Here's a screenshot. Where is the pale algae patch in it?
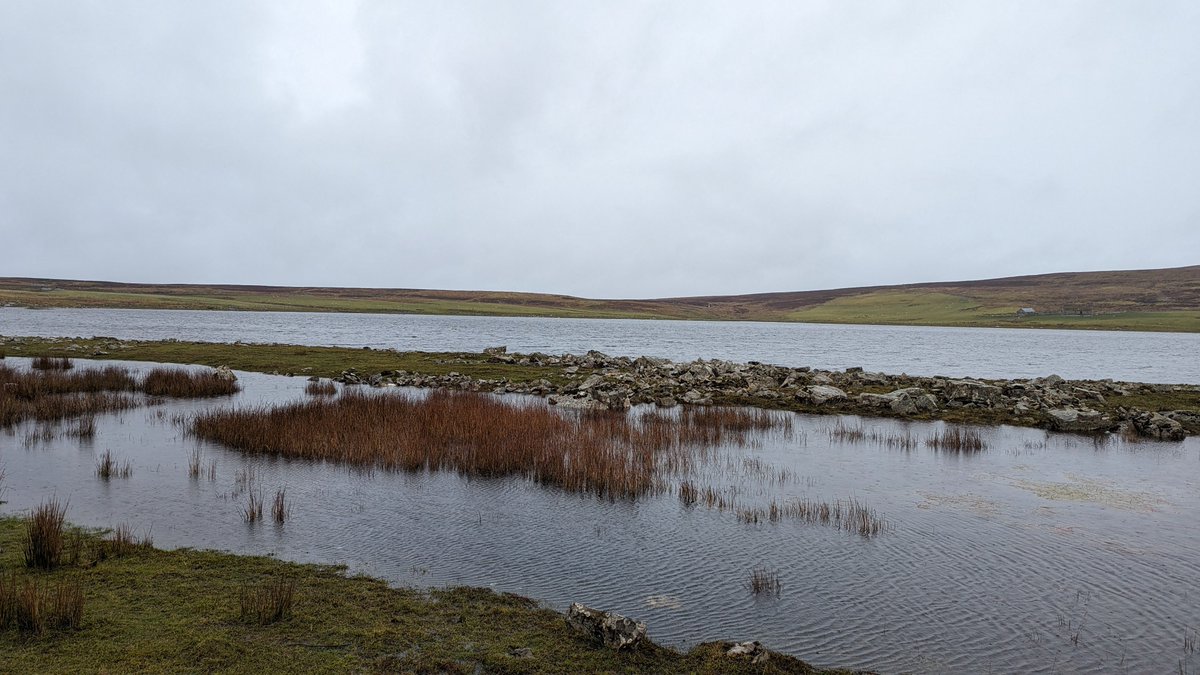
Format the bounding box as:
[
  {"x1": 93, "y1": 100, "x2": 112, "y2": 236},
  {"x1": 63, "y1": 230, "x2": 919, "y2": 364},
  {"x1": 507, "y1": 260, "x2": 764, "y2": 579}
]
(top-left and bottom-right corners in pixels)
[
  {"x1": 916, "y1": 491, "x2": 1001, "y2": 517},
  {"x1": 1012, "y1": 473, "x2": 1168, "y2": 512}
]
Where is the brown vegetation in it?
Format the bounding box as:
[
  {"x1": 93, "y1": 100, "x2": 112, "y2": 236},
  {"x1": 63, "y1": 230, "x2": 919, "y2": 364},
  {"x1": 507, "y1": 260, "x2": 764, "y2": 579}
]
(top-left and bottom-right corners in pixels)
[
  {"x1": 23, "y1": 499, "x2": 67, "y2": 571},
  {"x1": 926, "y1": 426, "x2": 988, "y2": 452},
  {"x1": 31, "y1": 356, "x2": 73, "y2": 371},
  {"x1": 240, "y1": 579, "x2": 296, "y2": 625},
  {"x1": 141, "y1": 367, "x2": 240, "y2": 398},
  {"x1": 95, "y1": 450, "x2": 132, "y2": 480},
  {"x1": 271, "y1": 489, "x2": 290, "y2": 524},
  {"x1": 192, "y1": 392, "x2": 792, "y2": 500},
  {"x1": 748, "y1": 567, "x2": 781, "y2": 597},
  {"x1": 303, "y1": 379, "x2": 337, "y2": 396},
  {"x1": 0, "y1": 574, "x2": 84, "y2": 633}
]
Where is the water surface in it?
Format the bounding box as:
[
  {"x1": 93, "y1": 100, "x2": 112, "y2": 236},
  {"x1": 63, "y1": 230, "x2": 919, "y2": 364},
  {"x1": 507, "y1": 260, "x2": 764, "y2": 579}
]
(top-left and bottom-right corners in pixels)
[{"x1": 2, "y1": 357, "x2": 1197, "y2": 674}]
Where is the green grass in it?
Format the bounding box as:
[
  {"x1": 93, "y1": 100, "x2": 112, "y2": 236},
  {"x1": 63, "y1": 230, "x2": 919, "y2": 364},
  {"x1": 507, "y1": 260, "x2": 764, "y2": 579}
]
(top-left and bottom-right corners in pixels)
[
  {"x1": 0, "y1": 337, "x2": 567, "y2": 384},
  {"x1": 0, "y1": 517, "x2": 848, "y2": 674}
]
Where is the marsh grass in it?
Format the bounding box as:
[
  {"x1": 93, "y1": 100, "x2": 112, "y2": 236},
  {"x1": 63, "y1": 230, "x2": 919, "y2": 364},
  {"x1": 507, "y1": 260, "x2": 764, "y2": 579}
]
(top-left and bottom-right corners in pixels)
[
  {"x1": 827, "y1": 421, "x2": 918, "y2": 450},
  {"x1": 187, "y1": 448, "x2": 204, "y2": 479},
  {"x1": 243, "y1": 489, "x2": 264, "y2": 523},
  {"x1": 271, "y1": 489, "x2": 290, "y2": 524},
  {"x1": 747, "y1": 567, "x2": 781, "y2": 597},
  {"x1": 736, "y1": 497, "x2": 890, "y2": 537},
  {"x1": 239, "y1": 579, "x2": 295, "y2": 625},
  {"x1": 23, "y1": 498, "x2": 67, "y2": 570},
  {"x1": 926, "y1": 426, "x2": 987, "y2": 452},
  {"x1": 66, "y1": 415, "x2": 96, "y2": 439},
  {"x1": 96, "y1": 450, "x2": 132, "y2": 479},
  {"x1": 0, "y1": 363, "x2": 141, "y2": 428},
  {"x1": 304, "y1": 379, "x2": 337, "y2": 396},
  {"x1": 31, "y1": 356, "x2": 73, "y2": 371},
  {"x1": 192, "y1": 391, "x2": 792, "y2": 500},
  {"x1": 141, "y1": 367, "x2": 240, "y2": 398},
  {"x1": 0, "y1": 575, "x2": 84, "y2": 633}
]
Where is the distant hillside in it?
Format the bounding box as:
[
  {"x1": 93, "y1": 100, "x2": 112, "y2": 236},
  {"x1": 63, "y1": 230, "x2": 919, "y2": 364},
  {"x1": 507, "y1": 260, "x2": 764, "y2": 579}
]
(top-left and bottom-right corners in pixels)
[{"x1": 2, "y1": 265, "x2": 1198, "y2": 332}]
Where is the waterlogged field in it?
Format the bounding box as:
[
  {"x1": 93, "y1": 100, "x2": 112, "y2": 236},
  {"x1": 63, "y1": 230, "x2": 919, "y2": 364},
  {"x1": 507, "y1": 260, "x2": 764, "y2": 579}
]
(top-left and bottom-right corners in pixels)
[{"x1": 2, "y1": 358, "x2": 1199, "y2": 673}]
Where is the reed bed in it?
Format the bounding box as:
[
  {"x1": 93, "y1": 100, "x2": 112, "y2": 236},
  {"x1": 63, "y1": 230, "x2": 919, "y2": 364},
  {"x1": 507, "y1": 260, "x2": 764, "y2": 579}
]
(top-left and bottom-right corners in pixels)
[
  {"x1": 141, "y1": 367, "x2": 240, "y2": 398},
  {"x1": 0, "y1": 363, "x2": 142, "y2": 428},
  {"x1": 677, "y1": 480, "x2": 698, "y2": 507},
  {"x1": 31, "y1": 356, "x2": 73, "y2": 371},
  {"x1": 24, "y1": 498, "x2": 67, "y2": 570},
  {"x1": 747, "y1": 567, "x2": 781, "y2": 597},
  {"x1": 192, "y1": 391, "x2": 788, "y2": 500},
  {"x1": 925, "y1": 426, "x2": 988, "y2": 452},
  {"x1": 66, "y1": 415, "x2": 96, "y2": 439},
  {"x1": 304, "y1": 380, "x2": 337, "y2": 396},
  {"x1": 240, "y1": 579, "x2": 296, "y2": 625},
  {"x1": 96, "y1": 450, "x2": 132, "y2": 479}
]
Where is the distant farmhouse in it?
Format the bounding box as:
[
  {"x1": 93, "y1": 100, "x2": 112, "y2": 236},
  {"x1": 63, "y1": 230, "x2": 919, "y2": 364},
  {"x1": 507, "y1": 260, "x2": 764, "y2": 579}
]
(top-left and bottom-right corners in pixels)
[{"x1": 1017, "y1": 307, "x2": 1037, "y2": 316}]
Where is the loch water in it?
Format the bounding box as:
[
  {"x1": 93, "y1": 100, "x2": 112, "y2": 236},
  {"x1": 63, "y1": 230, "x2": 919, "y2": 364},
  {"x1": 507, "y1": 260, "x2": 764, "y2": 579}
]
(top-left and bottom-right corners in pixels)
[
  {"x1": 2, "y1": 357, "x2": 1198, "y2": 674},
  {"x1": 3, "y1": 307, "x2": 1200, "y2": 383}
]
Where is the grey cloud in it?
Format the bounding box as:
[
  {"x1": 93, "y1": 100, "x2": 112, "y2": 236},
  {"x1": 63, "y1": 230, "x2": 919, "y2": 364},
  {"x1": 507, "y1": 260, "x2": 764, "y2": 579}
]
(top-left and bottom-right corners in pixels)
[{"x1": 1, "y1": 1, "x2": 1198, "y2": 297}]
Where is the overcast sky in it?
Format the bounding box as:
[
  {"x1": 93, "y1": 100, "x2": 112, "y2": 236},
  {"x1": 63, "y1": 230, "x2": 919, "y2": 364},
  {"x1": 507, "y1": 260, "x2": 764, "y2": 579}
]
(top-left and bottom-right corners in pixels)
[{"x1": 1, "y1": 2, "x2": 1198, "y2": 298}]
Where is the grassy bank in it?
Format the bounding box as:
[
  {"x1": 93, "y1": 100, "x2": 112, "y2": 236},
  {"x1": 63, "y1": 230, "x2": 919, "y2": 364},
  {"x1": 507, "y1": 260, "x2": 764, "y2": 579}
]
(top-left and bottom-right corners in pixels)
[{"x1": 0, "y1": 518, "x2": 850, "y2": 674}]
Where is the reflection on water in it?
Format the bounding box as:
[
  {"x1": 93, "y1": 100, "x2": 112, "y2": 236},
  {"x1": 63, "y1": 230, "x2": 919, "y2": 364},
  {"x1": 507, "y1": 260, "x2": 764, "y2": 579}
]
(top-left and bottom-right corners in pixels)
[{"x1": 1, "y1": 358, "x2": 1198, "y2": 674}]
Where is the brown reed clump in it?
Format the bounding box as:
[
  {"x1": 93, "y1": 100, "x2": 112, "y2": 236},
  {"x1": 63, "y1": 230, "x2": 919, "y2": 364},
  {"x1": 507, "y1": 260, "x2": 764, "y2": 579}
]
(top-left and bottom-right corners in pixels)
[
  {"x1": 24, "y1": 498, "x2": 67, "y2": 570},
  {"x1": 66, "y1": 415, "x2": 96, "y2": 439},
  {"x1": 271, "y1": 489, "x2": 290, "y2": 524},
  {"x1": 104, "y1": 523, "x2": 153, "y2": 558},
  {"x1": 243, "y1": 489, "x2": 264, "y2": 523},
  {"x1": 96, "y1": 450, "x2": 132, "y2": 479},
  {"x1": 240, "y1": 579, "x2": 296, "y2": 625},
  {"x1": 0, "y1": 575, "x2": 84, "y2": 633},
  {"x1": 304, "y1": 380, "x2": 337, "y2": 396},
  {"x1": 187, "y1": 448, "x2": 204, "y2": 479},
  {"x1": 31, "y1": 356, "x2": 73, "y2": 371},
  {"x1": 925, "y1": 426, "x2": 987, "y2": 452},
  {"x1": 192, "y1": 391, "x2": 789, "y2": 501},
  {"x1": 141, "y1": 367, "x2": 240, "y2": 398},
  {"x1": 748, "y1": 567, "x2": 781, "y2": 597},
  {"x1": 677, "y1": 480, "x2": 698, "y2": 507}
]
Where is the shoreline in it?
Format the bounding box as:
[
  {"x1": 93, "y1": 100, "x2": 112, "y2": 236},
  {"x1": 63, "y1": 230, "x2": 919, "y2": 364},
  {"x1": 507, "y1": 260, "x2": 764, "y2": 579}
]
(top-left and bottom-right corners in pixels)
[
  {"x1": 2, "y1": 335, "x2": 1198, "y2": 439},
  {"x1": 0, "y1": 517, "x2": 861, "y2": 674}
]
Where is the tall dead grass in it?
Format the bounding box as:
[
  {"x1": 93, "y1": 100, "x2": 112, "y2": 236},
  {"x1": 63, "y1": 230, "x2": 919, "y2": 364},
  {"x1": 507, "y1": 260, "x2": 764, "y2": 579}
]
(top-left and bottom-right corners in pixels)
[
  {"x1": 192, "y1": 391, "x2": 792, "y2": 500},
  {"x1": 24, "y1": 498, "x2": 67, "y2": 570},
  {"x1": 141, "y1": 368, "x2": 240, "y2": 398}
]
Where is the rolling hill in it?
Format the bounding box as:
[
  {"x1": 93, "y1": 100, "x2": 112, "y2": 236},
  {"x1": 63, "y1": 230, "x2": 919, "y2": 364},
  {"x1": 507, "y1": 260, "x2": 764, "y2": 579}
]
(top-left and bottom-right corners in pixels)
[{"x1": 2, "y1": 265, "x2": 1198, "y2": 332}]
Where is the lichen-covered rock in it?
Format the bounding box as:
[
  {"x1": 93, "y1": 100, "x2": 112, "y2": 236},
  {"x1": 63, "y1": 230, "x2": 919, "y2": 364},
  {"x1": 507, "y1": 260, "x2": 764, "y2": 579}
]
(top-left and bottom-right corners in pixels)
[
  {"x1": 566, "y1": 603, "x2": 646, "y2": 650},
  {"x1": 805, "y1": 385, "x2": 847, "y2": 404},
  {"x1": 1133, "y1": 412, "x2": 1186, "y2": 441},
  {"x1": 1046, "y1": 408, "x2": 1111, "y2": 433}
]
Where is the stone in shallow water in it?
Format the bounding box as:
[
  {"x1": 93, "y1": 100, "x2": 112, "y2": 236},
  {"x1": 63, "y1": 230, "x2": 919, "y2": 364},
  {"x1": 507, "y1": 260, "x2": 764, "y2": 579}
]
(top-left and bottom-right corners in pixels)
[{"x1": 565, "y1": 603, "x2": 646, "y2": 650}]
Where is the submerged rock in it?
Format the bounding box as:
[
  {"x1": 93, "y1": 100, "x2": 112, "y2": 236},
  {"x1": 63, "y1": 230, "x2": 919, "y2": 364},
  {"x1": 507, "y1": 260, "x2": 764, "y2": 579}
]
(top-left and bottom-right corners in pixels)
[{"x1": 566, "y1": 603, "x2": 646, "y2": 650}]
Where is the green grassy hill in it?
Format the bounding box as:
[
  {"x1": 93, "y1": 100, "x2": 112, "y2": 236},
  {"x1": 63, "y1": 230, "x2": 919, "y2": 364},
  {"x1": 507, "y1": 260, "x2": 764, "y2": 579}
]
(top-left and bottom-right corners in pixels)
[{"x1": 2, "y1": 265, "x2": 1198, "y2": 332}]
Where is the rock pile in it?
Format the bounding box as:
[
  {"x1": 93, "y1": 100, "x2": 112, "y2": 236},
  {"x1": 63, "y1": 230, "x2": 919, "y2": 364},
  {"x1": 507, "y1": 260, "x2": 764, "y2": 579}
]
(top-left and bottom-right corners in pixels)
[{"x1": 337, "y1": 348, "x2": 1199, "y2": 439}]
